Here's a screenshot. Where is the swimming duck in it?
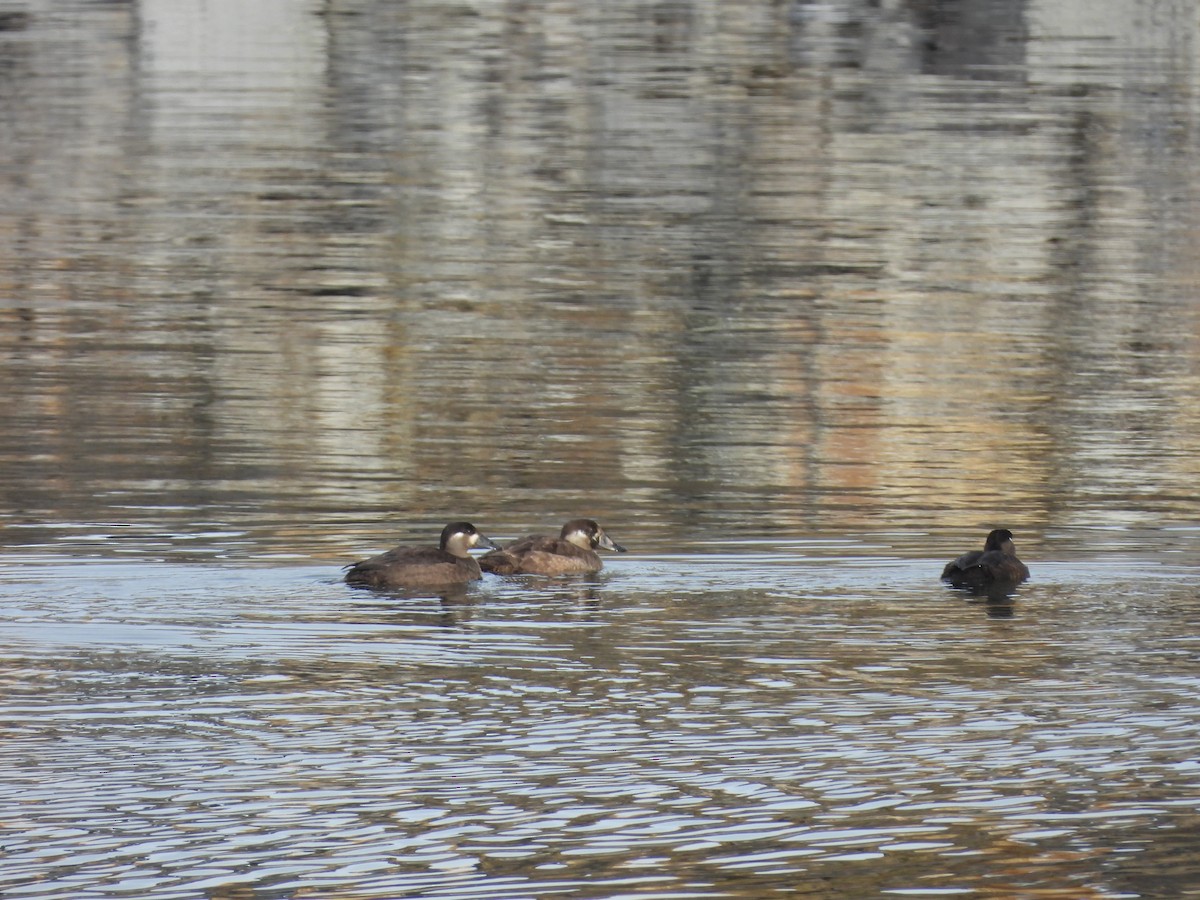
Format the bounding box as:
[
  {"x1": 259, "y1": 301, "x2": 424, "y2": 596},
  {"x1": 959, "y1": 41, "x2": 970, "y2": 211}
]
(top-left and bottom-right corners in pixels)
[
  {"x1": 345, "y1": 521, "x2": 499, "y2": 589},
  {"x1": 479, "y1": 518, "x2": 627, "y2": 576},
  {"x1": 941, "y1": 528, "x2": 1030, "y2": 588}
]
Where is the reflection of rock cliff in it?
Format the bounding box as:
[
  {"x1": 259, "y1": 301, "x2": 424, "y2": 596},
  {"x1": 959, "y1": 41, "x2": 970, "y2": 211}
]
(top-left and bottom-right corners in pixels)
[{"x1": 1, "y1": 0, "x2": 1198, "y2": 556}]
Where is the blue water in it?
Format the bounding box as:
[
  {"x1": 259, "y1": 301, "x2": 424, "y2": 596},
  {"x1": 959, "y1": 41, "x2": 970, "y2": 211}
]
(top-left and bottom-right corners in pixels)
[{"x1": 1, "y1": 552, "x2": 1197, "y2": 898}]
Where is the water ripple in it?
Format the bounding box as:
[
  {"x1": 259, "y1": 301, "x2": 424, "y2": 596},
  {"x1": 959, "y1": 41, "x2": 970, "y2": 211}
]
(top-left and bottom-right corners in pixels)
[{"x1": 0, "y1": 558, "x2": 1197, "y2": 898}]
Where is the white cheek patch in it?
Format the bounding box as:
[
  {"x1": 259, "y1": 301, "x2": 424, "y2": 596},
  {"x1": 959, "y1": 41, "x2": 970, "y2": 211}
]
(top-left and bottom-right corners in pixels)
[{"x1": 445, "y1": 531, "x2": 473, "y2": 556}]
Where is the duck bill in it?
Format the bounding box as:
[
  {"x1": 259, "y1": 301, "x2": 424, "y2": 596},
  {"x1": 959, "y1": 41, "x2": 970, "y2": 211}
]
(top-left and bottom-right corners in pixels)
[
  {"x1": 474, "y1": 533, "x2": 501, "y2": 552},
  {"x1": 598, "y1": 532, "x2": 627, "y2": 553}
]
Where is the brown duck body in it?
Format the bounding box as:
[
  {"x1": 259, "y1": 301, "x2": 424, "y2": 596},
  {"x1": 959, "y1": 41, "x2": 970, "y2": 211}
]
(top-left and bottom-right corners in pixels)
[
  {"x1": 941, "y1": 528, "x2": 1030, "y2": 588},
  {"x1": 345, "y1": 546, "x2": 483, "y2": 588},
  {"x1": 345, "y1": 522, "x2": 497, "y2": 589},
  {"x1": 480, "y1": 519, "x2": 626, "y2": 576},
  {"x1": 481, "y1": 536, "x2": 603, "y2": 576}
]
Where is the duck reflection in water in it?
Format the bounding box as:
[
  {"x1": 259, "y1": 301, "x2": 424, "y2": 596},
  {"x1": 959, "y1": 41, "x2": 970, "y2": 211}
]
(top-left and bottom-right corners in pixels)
[
  {"x1": 347, "y1": 583, "x2": 479, "y2": 629},
  {"x1": 479, "y1": 518, "x2": 626, "y2": 576},
  {"x1": 941, "y1": 528, "x2": 1030, "y2": 596},
  {"x1": 344, "y1": 521, "x2": 499, "y2": 590}
]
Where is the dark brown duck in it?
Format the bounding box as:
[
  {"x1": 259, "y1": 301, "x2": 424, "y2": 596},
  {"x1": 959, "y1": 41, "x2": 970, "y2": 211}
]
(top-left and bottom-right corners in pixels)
[
  {"x1": 941, "y1": 528, "x2": 1030, "y2": 588},
  {"x1": 479, "y1": 518, "x2": 626, "y2": 576},
  {"x1": 345, "y1": 521, "x2": 498, "y2": 589}
]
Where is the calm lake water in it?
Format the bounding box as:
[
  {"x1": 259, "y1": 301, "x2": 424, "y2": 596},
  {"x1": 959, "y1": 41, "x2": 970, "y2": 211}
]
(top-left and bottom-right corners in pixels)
[{"x1": 2, "y1": 0, "x2": 1199, "y2": 898}]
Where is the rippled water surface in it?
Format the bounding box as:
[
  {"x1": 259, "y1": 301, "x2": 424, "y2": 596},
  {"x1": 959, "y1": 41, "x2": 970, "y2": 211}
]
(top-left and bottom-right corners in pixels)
[
  {"x1": 3, "y1": 0, "x2": 1200, "y2": 897},
  {"x1": 3, "y1": 556, "x2": 1199, "y2": 899}
]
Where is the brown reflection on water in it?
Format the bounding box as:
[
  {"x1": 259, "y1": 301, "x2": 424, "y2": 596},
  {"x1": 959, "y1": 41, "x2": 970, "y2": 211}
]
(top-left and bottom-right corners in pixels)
[{"x1": 3, "y1": 1, "x2": 1200, "y2": 561}]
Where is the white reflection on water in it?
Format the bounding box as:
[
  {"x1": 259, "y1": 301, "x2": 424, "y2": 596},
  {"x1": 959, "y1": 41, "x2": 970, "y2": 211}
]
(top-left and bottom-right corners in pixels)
[{"x1": 1, "y1": 558, "x2": 1198, "y2": 898}]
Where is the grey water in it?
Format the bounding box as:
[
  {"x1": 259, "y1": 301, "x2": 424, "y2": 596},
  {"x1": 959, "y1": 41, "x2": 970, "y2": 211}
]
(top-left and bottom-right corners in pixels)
[{"x1": 2, "y1": 0, "x2": 1200, "y2": 897}]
